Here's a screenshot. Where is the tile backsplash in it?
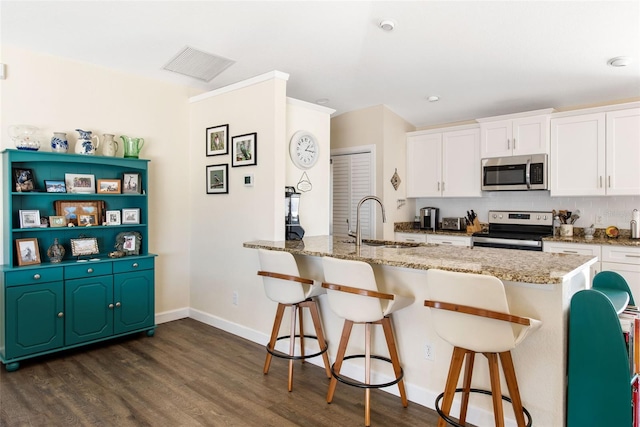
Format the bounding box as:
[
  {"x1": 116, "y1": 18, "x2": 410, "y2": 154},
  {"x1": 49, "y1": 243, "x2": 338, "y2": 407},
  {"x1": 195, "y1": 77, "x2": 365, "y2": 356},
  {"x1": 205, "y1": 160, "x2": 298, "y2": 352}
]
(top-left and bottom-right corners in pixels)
[{"x1": 415, "y1": 192, "x2": 640, "y2": 229}]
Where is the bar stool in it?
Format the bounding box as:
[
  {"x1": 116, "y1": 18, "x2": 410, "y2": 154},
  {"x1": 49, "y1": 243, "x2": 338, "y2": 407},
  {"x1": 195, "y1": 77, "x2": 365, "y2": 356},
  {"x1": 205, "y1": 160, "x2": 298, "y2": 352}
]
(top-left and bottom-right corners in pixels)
[
  {"x1": 321, "y1": 256, "x2": 414, "y2": 427},
  {"x1": 257, "y1": 249, "x2": 332, "y2": 392},
  {"x1": 424, "y1": 269, "x2": 542, "y2": 427}
]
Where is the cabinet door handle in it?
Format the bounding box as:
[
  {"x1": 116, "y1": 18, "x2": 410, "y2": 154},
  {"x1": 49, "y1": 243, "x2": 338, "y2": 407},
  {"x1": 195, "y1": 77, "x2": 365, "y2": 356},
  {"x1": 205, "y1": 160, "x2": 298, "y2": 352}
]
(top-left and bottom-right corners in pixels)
[
  {"x1": 115, "y1": 302, "x2": 121, "y2": 307},
  {"x1": 132, "y1": 263, "x2": 139, "y2": 268},
  {"x1": 562, "y1": 250, "x2": 579, "y2": 254},
  {"x1": 87, "y1": 268, "x2": 94, "y2": 273},
  {"x1": 442, "y1": 182, "x2": 445, "y2": 192},
  {"x1": 513, "y1": 138, "x2": 516, "y2": 149},
  {"x1": 405, "y1": 238, "x2": 416, "y2": 242},
  {"x1": 608, "y1": 176, "x2": 611, "y2": 188},
  {"x1": 57, "y1": 312, "x2": 64, "y2": 318},
  {"x1": 437, "y1": 182, "x2": 440, "y2": 191},
  {"x1": 599, "y1": 176, "x2": 603, "y2": 188},
  {"x1": 108, "y1": 303, "x2": 114, "y2": 309},
  {"x1": 625, "y1": 255, "x2": 640, "y2": 258},
  {"x1": 33, "y1": 274, "x2": 41, "y2": 280},
  {"x1": 507, "y1": 139, "x2": 510, "y2": 150},
  {"x1": 440, "y1": 241, "x2": 453, "y2": 245}
]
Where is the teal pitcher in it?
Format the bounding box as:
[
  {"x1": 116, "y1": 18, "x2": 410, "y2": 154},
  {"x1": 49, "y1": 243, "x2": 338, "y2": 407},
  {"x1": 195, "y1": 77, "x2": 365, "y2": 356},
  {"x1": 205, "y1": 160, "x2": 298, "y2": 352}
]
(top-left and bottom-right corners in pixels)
[{"x1": 120, "y1": 135, "x2": 145, "y2": 158}]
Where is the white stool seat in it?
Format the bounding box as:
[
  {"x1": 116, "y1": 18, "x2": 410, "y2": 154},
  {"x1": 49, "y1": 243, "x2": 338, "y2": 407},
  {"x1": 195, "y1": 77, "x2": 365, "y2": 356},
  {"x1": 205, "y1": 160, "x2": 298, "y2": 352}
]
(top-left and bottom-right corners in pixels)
[
  {"x1": 322, "y1": 256, "x2": 414, "y2": 427},
  {"x1": 257, "y1": 249, "x2": 331, "y2": 392},
  {"x1": 424, "y1": 269, "x2": 541, "y2": 427}
]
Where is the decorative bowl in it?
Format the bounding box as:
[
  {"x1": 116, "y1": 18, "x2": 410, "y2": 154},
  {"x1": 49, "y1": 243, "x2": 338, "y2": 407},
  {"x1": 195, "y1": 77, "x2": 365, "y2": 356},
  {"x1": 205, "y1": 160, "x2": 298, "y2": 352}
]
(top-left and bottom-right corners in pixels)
[{"x1": 8, "y1": 125, "x2": 41, "y2": 151}]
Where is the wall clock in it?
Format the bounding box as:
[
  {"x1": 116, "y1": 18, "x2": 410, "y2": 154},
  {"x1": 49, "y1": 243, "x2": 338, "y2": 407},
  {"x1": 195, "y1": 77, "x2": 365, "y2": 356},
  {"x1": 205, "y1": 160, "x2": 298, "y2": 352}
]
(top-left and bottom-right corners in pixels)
[{"x1": 289, "y1": 130, "x2": 319, "y2": 170}]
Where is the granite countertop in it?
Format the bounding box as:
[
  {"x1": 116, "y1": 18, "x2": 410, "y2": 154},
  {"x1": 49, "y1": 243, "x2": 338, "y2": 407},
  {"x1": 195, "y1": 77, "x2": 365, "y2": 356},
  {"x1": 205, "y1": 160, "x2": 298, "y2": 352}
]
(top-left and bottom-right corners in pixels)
[
  {"x1": 543, "y1": 235, "x2": 640, "y2": 247},
  {"x1": 244, "y1": 235, "x2": 597, "y2": 285}
]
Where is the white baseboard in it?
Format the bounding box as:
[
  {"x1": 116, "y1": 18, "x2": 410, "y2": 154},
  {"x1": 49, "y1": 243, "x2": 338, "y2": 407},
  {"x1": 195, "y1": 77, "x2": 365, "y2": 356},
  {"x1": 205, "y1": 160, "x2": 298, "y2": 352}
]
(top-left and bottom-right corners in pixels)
[{"x1": 154, "y1": 308, "x2": 515, "y2": 427}]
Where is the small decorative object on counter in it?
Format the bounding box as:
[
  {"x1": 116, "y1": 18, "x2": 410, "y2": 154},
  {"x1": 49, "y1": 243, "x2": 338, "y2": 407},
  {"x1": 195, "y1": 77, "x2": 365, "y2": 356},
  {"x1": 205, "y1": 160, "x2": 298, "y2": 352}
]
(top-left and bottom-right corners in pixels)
[
  {"x1": 560, "y1": 224, "x2": 574, "y2": 238},
  {"x1": 75, "y1": 129, "x2": 100, "y2": 155},
  {"x1": 47, "y1": 238, "x2": 65, "y2": 263},
  {"x1": 583, "y1": 224, "x2": 595, "y2": 240},
  {"x1": 121, "y1": 135, "x2": 144, "y2": 158},
  {"x1": 605, "y1": 226, "x2": 620, "y2": 239},
  {"x1": 9, "y1": 125, "x2": 41, "y2": 151},
  {"x1": 50, "y1": 132, "x2": 69, "y2": 153},
  {"x1": 101, "y1": 133, "x2": 118, "y2": 157}
]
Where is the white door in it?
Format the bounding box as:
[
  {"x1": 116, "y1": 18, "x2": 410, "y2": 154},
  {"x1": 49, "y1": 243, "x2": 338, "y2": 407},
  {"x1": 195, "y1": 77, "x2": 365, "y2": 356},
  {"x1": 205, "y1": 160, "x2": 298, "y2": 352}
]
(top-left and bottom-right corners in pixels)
[
  {"x1": 512, "y1": 115, "x2": 550, "y2": 156},
  {"x1": 406, "y1": 133, "x2": 442, "y2": 197},
  {"x1": 480, "y1": 119, "x2": 512, "y2": 158},
  {"x1": 606, "y1": 108, "x2": 640, "y2": 195},
  {"x1": 442, "y1": 128, "x2": 481, "y2": 197},
  {"x1": 331, "y1": 152, "x2": 374, "y2": 239}
]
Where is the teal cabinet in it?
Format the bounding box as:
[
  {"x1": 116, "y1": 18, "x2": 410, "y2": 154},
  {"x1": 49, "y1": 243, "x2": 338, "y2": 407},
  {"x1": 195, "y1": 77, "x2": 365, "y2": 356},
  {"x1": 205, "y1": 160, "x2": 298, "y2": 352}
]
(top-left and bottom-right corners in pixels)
[
  {"x1": 114, "y1": 266, "x2": 154, "y2": 335},
  {"x1": 65, "y1": 274, "x2": 114, "y2": 345}
]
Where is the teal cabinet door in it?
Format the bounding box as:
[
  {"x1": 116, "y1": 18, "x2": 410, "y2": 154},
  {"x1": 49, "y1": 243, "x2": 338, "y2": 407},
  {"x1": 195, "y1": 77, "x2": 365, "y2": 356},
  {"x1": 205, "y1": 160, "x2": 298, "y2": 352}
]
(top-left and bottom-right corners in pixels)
[
  {"x1": 6, "y1": 282, "x2": 64, "y2": 359},
  {"x1": 65, "y1": 276, "x2": 114, "y2": 345},
  {"x1": 113, "y1": 270, "x2": 154, "y2": 334}
]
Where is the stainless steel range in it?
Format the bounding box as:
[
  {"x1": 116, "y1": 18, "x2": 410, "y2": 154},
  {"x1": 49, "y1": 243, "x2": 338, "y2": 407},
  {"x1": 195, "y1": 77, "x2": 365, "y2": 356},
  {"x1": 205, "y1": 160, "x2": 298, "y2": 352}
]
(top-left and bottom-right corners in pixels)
[{"x1": 472, "y1": 210, "x2": 554, "y2": 251}]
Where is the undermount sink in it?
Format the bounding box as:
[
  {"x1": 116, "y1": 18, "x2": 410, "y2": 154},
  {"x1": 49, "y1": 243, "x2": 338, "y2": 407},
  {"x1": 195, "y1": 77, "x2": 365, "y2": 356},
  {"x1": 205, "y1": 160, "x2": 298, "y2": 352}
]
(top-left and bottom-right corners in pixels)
[{"x1": 363, "y1": 241, "x2": 420, "y2": 249}]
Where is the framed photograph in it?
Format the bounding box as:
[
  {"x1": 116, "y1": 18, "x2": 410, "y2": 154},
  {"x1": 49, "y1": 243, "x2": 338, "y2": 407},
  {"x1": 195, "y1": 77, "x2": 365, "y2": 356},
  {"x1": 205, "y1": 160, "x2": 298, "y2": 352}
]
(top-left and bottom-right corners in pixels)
[
  {"x1": 70, "y1": 237, "x2": 99, "y2": 257},
  {"x1": 232, "y1": 133, "x2": 257, "y2": 167},
  {"x1": 106, "y1": 210, "x2": 121, "y2": 226},
  {"x1": 65, "y1": 173, "x2": 96, "y2": 194},
  {"x1": 49, "y1": 215, "x2": 67, "y2": 228},
  {"x1": 13, "y1": 168, "x2": 36, "y2": 192},
  {"x1": 54, "y1": 200, "x2": 105, "y2": 226},
  {"x1": 122, "y1": 172, "x2": 142, "y2": 194},
  {"x1": 19, "y1": 210, "x2": 41, "y2": 228},
  {"x1": 78, "y1": 214, "x2": 98, "y2": 226},
  {"x1": 45, "y1": 180, "x2": 67, "y2": 193},
  {"x1": 206, "y1": 124, "x2": 229, "y2": 156},
  {"x1": 122, "y1": 208, "x2": 141, "y2": 224},
  {"x1": 206, "y1": 164, "x2": 229, "y2": 194},
  {"x1": 15, "y1": 238, "x2": 41, "y2": 266},
  {"x1": 115, "y1": 231, "x2": 142, "y2": 255},
  {"x1": 97, "y1": 179, "x2": 121, "y2": 194}
]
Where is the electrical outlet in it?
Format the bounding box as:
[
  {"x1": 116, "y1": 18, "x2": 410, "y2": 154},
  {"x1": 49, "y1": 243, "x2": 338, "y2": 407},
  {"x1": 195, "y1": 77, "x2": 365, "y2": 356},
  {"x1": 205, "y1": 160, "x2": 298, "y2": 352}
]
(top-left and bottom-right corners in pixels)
[
  {"x1": 425, "y1": 342, "x2": 435, "y2": 361},
  {"x1": 232, "y1": 291, "x2": 239, "y2": 306},
  {"x1": 596, "y1": 215, "x2": 604, "y2": 226}
]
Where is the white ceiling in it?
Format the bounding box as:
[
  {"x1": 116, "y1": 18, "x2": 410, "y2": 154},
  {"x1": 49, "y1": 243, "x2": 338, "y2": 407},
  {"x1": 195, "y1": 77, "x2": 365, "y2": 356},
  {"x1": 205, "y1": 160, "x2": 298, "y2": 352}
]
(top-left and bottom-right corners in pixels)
[{"x1": 2, "y1": 1, "x2": 639, "y2": 127}]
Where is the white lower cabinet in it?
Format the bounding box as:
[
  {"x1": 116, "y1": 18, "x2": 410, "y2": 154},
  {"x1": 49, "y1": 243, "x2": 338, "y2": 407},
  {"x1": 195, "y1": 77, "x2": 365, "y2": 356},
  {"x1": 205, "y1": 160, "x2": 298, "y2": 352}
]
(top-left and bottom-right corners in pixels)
[
  {"x1": 543, "y1": 241, "x2": 601, "y2": 280},
  {"x1": 601, "y1": 245, "x2": 640, "y2": 303},
  {"x1": 426, "y1": 234, "x2": 471, "y2": 247},
  {"x1": 394, "y1": 233, "x2": 427, "y2": 243}
]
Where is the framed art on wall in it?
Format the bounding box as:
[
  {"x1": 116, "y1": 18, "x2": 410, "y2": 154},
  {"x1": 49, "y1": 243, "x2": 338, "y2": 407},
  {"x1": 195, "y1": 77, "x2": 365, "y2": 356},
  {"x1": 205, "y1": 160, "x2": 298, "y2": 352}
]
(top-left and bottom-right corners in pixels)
[
  {"x1": 206, "y1": 124, "x2": 229, "y2": 156},
  {"x1": 206, "y1": 164, "x2": 229, "y2": 194},
  {"x1": 231, "y1": 133, "x2": 257, "y2": 167}
]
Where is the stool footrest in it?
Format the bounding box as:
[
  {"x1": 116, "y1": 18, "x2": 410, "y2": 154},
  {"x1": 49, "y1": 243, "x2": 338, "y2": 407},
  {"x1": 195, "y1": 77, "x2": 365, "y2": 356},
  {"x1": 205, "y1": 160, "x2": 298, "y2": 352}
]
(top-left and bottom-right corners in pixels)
[
  {"x1": 435, "y1": 388, "x2": 532, "y2": 427},
  {"x1": 265, "y1": 334, "x2": 328, "y2": 361},
  {"x1": 331, "y1": 354, "x2": 404, "y2": 389}
]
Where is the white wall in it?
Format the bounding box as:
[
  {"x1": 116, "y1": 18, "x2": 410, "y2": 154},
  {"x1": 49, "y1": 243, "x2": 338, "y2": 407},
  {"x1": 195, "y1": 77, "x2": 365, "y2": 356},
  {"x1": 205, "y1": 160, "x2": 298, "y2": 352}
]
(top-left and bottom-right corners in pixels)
[{"x1": 0, "y1": 45, "x2": 194, "y2": 314}]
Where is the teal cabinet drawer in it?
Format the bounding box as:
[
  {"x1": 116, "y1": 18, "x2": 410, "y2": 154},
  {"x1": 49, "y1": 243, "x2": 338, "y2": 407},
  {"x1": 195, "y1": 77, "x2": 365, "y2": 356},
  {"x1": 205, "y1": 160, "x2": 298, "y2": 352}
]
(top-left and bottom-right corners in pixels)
[
  {"x1": 112, "y1": 257, "x2": 154, "y2": 273},
  {"x1": 64, "y1": 263, "x2": 112, "y2": 280},
  {"x1": 5, "y1": 267, "x2": 64, "y2": 286}
]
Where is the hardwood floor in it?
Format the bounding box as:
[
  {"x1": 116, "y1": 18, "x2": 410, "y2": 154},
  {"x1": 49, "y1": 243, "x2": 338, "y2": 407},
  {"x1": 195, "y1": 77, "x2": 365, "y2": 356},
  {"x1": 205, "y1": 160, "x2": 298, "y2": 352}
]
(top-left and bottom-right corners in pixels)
[{"x1": 0, "y1": 318, "x2": 445, "y2": 426}]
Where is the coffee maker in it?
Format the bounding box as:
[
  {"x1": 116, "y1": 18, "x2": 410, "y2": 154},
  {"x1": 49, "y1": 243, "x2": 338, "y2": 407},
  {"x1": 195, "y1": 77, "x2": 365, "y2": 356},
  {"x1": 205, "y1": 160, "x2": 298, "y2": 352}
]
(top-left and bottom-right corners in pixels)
[
  {"x1": 420, "y1": 207, "x2": 440, "y2": 231},
  {"x1": 285, "y1": 186, "x2": 305, "y2": 240}
]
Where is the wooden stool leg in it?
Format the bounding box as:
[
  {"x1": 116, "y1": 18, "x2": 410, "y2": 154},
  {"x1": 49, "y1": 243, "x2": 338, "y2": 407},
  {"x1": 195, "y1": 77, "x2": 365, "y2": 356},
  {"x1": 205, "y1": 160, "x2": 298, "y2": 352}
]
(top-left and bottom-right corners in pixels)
[
  {"x1": 365, "y1": 323, "x2": 372, "y2": 427},
  {"x1": 438, "y1": 346, "x2": 466, "y2": 427},
  {"x1": 299, "y1": 304, "x2": 305, "y2": 364},
  {"x1": 381, "y1": 316, "x2": 408, "y2": 407},
  {"x1": 500, "y1": 351, "x2": 527, "y2": 427},
  {"x1": 287, "y1": 305, "x2": 297, "y2": 392},
  {"x1": 264, "y1": 303, "x2": 286, "y2": 374},
  {"x1": 327, "y1": 320, "x2": 353, "y2": 403},
  {"x1": 306, "y1": 300, "x2": 332, "y2": 378},
  {"x1": 486, "y1": 353, "x2": 505, "y2": 427},
  {"x1": 459, "y1": 350, "x2": 475, "y2": 425}
]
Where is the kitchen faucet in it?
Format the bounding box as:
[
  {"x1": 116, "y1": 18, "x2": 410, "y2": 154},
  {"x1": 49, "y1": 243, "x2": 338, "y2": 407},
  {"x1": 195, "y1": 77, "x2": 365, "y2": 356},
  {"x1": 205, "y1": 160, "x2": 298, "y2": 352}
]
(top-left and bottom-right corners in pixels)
[{"x1": 348, "y1": 195, "x2": 386, "y2": 247}]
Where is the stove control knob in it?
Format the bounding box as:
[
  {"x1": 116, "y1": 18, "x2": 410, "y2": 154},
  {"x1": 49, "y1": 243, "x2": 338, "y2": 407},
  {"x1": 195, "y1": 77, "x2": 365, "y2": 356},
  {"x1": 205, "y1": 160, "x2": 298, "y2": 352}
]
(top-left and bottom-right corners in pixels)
[
  {"x1": 492, "y1": 214, "x2": 497, "y2": 219},
  {"x1": 499, "y1": 214, "x2": 503, "y2": 219},
  {"x1": 543, "y1": 215, "x2": 547, "y2": 220},
  {"x1": 537, "y1": 215, "x2": 541, "y2": 220}
]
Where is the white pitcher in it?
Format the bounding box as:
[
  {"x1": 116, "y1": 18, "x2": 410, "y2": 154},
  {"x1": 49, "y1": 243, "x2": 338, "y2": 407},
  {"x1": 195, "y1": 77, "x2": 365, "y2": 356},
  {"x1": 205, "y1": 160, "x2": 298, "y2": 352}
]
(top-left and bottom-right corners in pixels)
[
  {"x1": 102, "y1": 134, "x2": 118, "y2": 157},
  {"x1": 75, "y1": 129, "x2": 100, "y2": 155}
]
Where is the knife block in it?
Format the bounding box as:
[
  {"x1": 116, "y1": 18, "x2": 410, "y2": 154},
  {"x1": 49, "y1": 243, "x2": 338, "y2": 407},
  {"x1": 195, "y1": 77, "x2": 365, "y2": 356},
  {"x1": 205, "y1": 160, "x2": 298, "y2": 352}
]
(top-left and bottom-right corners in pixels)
[{"x1": 466, "y1": 218, "x2": 482, "y2": 234}]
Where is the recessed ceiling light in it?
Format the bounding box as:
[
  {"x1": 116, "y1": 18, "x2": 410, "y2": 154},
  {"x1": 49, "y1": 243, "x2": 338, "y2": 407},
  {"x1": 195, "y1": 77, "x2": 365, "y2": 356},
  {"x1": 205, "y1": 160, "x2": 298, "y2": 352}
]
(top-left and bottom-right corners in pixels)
[
  {"x1": 426, "y1": 95, "x2": 440, "y2": 102},
  {"x1": 316, "y1": 98, "x2": 330, "y2": 105},
  {"x1": 607, "y1": 56, "x2": 632, "y2": 67},
  {"x1": 379, "y1": 20, "x2": 395, "y2": 31}
]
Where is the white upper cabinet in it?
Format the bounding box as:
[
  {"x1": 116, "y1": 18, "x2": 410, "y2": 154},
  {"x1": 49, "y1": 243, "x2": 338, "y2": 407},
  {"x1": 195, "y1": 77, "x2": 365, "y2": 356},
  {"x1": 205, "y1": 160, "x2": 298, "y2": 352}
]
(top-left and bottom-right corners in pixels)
[
  {"x1": 550, "y1": 107, "x2": 640, "y2": 196},
  {"x1": 406, "y1": 126, "x2": 481, "y2": 198},
  {"x1": 478, "y1": 109, "x2": 553, "y2": 158}
]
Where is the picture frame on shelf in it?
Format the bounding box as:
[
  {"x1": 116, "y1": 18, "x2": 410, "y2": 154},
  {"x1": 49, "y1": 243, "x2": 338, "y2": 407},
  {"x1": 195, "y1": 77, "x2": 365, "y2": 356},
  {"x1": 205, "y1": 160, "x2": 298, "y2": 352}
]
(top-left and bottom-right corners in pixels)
[
  {"x1": 122, "y1": 208, "x2": 140, "y2": 224},
  {"x1": 15, "y1": 238, "x2": 41, "y2": 266},
  {"x1": 231, "y1": 133, "x2": 257, "y2": 167},
  {"x1": 206, "y1": 124, "x2": 229, "y2": 156},
  {"x1": 49, "y1": 215, "x2": 67, "y2": 228},
  {"x1": 13, "y1": 168, "x2": 36, "y2": 192},
  {"x1": 206, "y1": 164, "x2": 229, "y2": 194},
  {"x1": 122, "y1": 172, "x2": 142, "y2": 194},
  {"x1": 44, "y1": 180, "x2": 67, "y2": 193},
  {"x1": 115, "y1": 231, "x2": 142, "y2": 256},
  {"x1": 78, "y1": 214, "x2": 98, "y2": 226},
  {"x1": 19, "y1": 210, "x2": 41, "y2": 229},
  {"x1": 70, "y1": 237, "x2": 99, "y2": 257},
  {"x1": 97, "y1": 179, "x2": 121, "y2": 194},
  {"x1": 105, "y1": 210, "x2": 121, "y2": 226},
  {"x1": 54, "y1": 200, "x2": 105, "y2": 226},
  {"x1": 65, "y1": 173, "x2": 96, "y2": 194}
]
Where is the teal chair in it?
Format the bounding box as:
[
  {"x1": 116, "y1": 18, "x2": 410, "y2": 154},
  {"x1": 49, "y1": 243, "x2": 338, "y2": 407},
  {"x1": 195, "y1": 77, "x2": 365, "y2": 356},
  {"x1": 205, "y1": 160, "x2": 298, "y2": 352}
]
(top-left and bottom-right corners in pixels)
[{"x1": 592, "y1": 270, "x2": 635, "y2": 305}]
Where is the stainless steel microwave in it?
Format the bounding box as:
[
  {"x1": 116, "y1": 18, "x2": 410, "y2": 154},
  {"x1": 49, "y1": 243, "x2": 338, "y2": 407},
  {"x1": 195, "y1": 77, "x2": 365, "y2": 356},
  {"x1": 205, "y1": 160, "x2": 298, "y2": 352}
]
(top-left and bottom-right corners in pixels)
[{"x1": 481, "y1": 154, "x2": 548, "y2": 191}]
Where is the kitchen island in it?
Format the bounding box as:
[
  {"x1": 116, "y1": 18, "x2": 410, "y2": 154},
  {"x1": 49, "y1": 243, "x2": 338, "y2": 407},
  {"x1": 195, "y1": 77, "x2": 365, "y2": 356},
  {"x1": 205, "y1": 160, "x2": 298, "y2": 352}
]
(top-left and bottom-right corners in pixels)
[{"x1": 244, "y1": 236, "x2": 597, "y2": 427}]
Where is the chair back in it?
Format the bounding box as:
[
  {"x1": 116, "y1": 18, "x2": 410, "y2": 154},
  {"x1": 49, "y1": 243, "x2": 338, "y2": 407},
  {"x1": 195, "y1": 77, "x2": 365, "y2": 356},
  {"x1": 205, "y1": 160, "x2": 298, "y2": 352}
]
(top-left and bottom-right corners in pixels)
[
  {"x1": 258, "y1": 249, "x2": 307, "y2": 304},
  {"x1": 322, "y1": 257, "x2": 384, "y2": 323},
  {"x1": 593, "y1": 270, "x2": 635, "y2": 305},
  {"x1": 426, "y1": 269, "x2": 520, "y2": 353}
]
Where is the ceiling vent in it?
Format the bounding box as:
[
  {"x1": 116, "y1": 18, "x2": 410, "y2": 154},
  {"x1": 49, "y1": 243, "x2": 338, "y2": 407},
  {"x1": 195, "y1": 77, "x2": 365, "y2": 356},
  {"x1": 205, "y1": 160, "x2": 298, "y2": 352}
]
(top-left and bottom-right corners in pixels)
[{"x1": 162, "y1": 46, "x2": 235, "y2": 82}]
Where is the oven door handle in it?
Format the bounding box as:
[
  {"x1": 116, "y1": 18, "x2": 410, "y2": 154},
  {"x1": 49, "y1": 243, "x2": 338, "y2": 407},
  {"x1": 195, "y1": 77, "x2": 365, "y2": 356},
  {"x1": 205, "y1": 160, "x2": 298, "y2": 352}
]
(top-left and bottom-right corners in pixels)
[
  {"x1": 472, "y1": 236, "x2": 542, "y2": 248},
  {"x1": 525, "y1": 158, "x2": 531, "y2": 189}
]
